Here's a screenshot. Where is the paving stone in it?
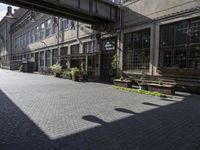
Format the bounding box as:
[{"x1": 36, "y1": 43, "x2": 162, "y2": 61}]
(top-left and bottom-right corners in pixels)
[{"x1": 0, "y1": 69, "x2": 200, "y2": 150}]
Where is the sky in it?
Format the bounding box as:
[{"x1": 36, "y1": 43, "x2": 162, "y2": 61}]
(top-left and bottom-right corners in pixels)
[{"x1": 0, "y1": 3, "x2": 18, "y2": 21}]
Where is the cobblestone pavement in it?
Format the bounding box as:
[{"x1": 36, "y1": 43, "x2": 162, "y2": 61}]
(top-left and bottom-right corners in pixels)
[{"x1": 0, "y1": 69, "x2": 200, "y2": 150}]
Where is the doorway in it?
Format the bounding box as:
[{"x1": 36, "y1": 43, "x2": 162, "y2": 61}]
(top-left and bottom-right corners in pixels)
[
  {"x1": 34, "y1": 53, "x2": 39, "y2": 71},
  {"x1": 100, "y1": 53, "x2": 115, "y2": 82}
]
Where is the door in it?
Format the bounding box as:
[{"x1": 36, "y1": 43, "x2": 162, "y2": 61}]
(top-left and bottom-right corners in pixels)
[
  {"x1": 100, "y1": 53, "x2": 115, "y2": 82},
  {"x1": 35, "y1": 53, "x2": 39, "y2": 71}
]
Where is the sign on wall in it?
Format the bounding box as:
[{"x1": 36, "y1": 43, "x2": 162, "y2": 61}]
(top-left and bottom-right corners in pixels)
[{"x1": 101, "y1": 37, "x2": 116, "y2": 51}]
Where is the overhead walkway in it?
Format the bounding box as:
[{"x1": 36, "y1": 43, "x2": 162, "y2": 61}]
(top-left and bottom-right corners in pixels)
[{"x1": 0, "y1": 0, "x2": 119, "y2": 25}]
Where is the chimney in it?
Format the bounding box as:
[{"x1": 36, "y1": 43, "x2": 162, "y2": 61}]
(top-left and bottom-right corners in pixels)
[{"x1": 6, "y1": 6, "x2": 12, "y2": 16}]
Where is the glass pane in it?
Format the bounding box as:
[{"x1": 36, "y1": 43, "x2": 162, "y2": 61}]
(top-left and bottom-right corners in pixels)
[
  {"x1": 124, "y1": 33, "x2": 132, "y2": 50},
  {"x1": 160, "y1": 25, "x2": 174, "y2": 47},
  {"x1": 143, "y1": 29, "x2": 150, "y2": 48},
  {"x1": 174, "y1": 48, "x2": 187, "y2": 68},
  {"x1": 191, "y1": 22, "x2": 200, "y2": 44},
  {"x1": 174, "y1": 21, "x2": 189, "y2": 46},
  {"x1": 123, "y1": 29, "x2": 150, "y2": 71},
  {"x1": 133, "y1": 31, "x2": 142, "y2": 49},
  {"x1": 188, "y1": 47, "x2": 200, "y2": 69}
]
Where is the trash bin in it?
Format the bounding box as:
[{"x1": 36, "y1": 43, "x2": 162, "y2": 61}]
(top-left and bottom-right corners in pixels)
[
  {"x1": 83, "y1": 71, "x2": 88, "y2": 81},
  {"x1": 27, "y1": 61, "x2": 34, "y2": 73}
]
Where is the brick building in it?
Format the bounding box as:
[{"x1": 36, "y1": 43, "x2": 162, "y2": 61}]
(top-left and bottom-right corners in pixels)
[{"x1": 0, "y1": 0, "x2": 200, "y2": 91}]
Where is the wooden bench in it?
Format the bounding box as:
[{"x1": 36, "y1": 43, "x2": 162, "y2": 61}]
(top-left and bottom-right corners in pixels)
[
  {"x1": 148, "y1": 83, "x2": 176, "y2": 95},
  {"x1": 133, "y1": 79, "x2": 176, "y2": 95},
  {"x1": 113, "y1": 79, "x2": 132, "y2": 88}
]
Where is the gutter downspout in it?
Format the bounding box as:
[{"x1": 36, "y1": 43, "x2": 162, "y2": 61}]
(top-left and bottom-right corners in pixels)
[
  {"x1": 76, "y1": 22, "x2": 81, "y2": 44},
  {"x1": 118, "y1": 0, "x2": 123, "y2": 75},
  {"x1": 6, "y1": 19, "x2": 8, "y2": 68},
  {"x1": 57, "y1": 17, "x2": 60, "y2": 63}
]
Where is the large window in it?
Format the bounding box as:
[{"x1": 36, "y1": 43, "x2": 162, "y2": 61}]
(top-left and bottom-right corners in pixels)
[
  {"x1": 35, "y1": 26, "x2": 40, "y2": 42},
  {"x1": 20, "y1": 35, "x2": 23, "y2": 47},
  {"x1": 123, "y1": 29, "x2": 150, "y2": 71},
  {"x1": 23, "y1": 34, "x2": 26, "y2": 46},
  {"x1": 30, "y1": 29, "x2": 35, "y2": 43},
  {"x1": 60, "y1": 19, "x2": 69, "y2": 30},
  {"x1": 60, "y1": 47, "x2": 68, "y2": 69},
  {"x1": 83, "y1": 41, "x2": 95, "y2": 53},
  {"x1": 52, "y1": 17, "x2": 58, "y2": 34},
  {"x1": 160, "y1": 18, "x2": 200, "y2": 69},
  {"x1": 40, "y1": 51, "x2": 44, "y2": 67},
  {"x1": 45, "y1": 19, "x2": 52, "y2": 37},
  {"x1": 46, "y1": 50, "x2": 51, "y2": 67},
  {"x1": 71, "y1": 44, "x2": 79, "y2": 55},
  {"x1": 52, "y1": 49, "x2": 58, "y2": 65},
  {"x1": 15, "y1": 37, "x2": 20, "y2": 49},
  {"x1": 26, "y1": 32, "x2": 30, "y2": 45},
  {"x1": 40, "y1": 23, "x2": 45, "y2": 40},
  {"x1": 60, "y1": 47, "x2": 68, "y2": 57}
]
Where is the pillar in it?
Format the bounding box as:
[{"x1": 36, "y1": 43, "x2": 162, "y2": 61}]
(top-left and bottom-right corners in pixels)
[
  {"x1": 118, "y1": 31, "x2": 123, "y2": 77},
  {"x1": 50, "y1": 49, "x2": 53, "y2": 66},
  {"x1": 44, "y1": 50, "x2": 46, "y2": 67},
  {"x1": 150, "y1": 22, "x2": 160, "y2": 76},
  {"x1": 85, "y1": 55, "x2": 88, "y2": 71}
]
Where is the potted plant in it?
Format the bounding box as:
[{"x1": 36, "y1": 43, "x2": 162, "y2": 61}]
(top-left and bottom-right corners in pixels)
[
  {"x1": 51, "y1": 63, "x2": 62, "y2": 77},
  {"x1": 79, "y1": 61, "x2": 88, "y2": 81},
  {"x1": 110, "y1": 53, "x2": 120, "y2": 82},
  {"x1": 158, "y1": 78, "x2": 164, "y2": 85},
  {"x1": 71, "y1": 67, "x2": 81, "y2": 81},
  {"x1": 138, "y1": 81, "x2": 148, "y2": 90},
  {"x1": 137, "y1": 70, "x2": 148, "y2": 90},
  {"x1": 113, "y1": 76, "x2": 132, "y2": 88},
  {"x1": 62, "y1": 69, "x2": 72, "y2": 79}
]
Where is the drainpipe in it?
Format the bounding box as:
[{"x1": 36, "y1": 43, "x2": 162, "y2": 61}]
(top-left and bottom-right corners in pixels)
[
  {"x1": 118, "y1": 0, "x2": 123, "y2": 75},
  {"x1": 76, "y1": 22, "x2": 81, "y2": 44},
  {"x1": 6, "y1": 19, "x2": 8, "y2": 68},
  {"x1": 151, "y1": 21, "x2": 157, "y2": 77},
  {"x1": 57, "y1": 17, "x2": 60, "y2": 64}
]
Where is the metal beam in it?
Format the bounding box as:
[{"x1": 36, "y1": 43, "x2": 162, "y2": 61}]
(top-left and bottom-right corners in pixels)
[{"x1": 0, "y1": 0, "x2": 119, "y2": 25}]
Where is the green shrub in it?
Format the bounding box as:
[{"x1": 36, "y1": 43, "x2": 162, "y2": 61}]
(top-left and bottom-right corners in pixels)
[
  {"x1": 112, "y1": 85, "x2": 162, "y2": 97},
  {"x1": 50, "y1": 63, "x2": 62, "y2": 74},
  {"x1": 39, "y1": 67, "x2": 52, "y2": 75},
  {"x1": 63, "y1": 69, "x2": 72, "y2": 79},
  {"x1": 70, "y1": 68, "x2": 81, "y2": 77}
]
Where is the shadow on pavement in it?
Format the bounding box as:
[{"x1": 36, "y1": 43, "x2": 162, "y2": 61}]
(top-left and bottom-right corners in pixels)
[{"x1": 1, "y1": 89, "x2": 200, "y2": 150}]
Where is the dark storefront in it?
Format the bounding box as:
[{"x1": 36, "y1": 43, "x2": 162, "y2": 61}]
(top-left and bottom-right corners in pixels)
[
  {"x1": 60, "y1": 46, "x2": 68, "y2": 69},
  {"x1": 100, "y1": 37, "x2": 117, "y2": 82},
  {"x1": 34, "y1": 52, "x2": 39, "y2": 71}
]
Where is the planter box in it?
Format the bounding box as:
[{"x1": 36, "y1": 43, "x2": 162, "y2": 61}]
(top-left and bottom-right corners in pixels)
[
  {"x1": 139, "y1": 85, "x2": 148, "y2": 90},
  {"x1": 114, "y1": 79, "x2": 132, "y2": 88},
  {"x1": 148, "y1": 83, "x2": 176, "y2": 95},
  {"x1": 54, "y1": 73, "x2": 61, "y2": 78},
  {"x1": 72, "y1": 76, "x2": 79, "y2": 82},
  {"x1": 63, "y1": 76, "x2": 72, "y2": 80}
]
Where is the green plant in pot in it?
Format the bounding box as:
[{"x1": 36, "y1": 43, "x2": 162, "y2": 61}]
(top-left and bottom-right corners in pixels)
[
  {"x1": 110, "y1": 53, "x2": 120, "y2": 82},
  {"x1": 51, "y1": 63, "x2": 62, "y2": 77},
  {"x1": 71, "y1": 67, "x2": 81, "y2": 81},
  {"x1": 63, "y1": 69, "x2": 72, "y2": 79},
  {"x1": 137, "y1": 70, "x2": 148, "y2": 90}
]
